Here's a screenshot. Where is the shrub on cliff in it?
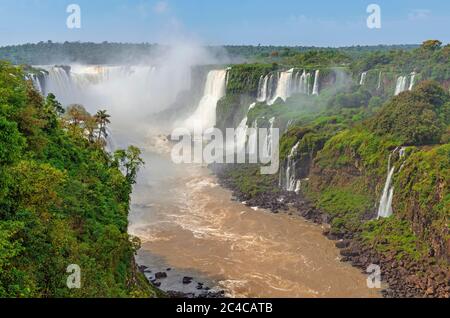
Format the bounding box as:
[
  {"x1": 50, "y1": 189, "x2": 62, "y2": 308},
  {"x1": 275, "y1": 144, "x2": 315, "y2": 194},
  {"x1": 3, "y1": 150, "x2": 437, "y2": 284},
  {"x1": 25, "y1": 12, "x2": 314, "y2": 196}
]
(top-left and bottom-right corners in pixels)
[{"x1": 369, "y1": 81, "x2": 449, "y2": 146}]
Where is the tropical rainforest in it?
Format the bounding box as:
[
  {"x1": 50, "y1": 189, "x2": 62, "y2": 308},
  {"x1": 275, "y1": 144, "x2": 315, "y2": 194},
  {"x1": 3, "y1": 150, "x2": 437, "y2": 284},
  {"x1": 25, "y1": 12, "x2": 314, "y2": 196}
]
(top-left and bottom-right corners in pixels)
[{"x1": 0, "y1": 61, "x2": 158, "y2": 297}]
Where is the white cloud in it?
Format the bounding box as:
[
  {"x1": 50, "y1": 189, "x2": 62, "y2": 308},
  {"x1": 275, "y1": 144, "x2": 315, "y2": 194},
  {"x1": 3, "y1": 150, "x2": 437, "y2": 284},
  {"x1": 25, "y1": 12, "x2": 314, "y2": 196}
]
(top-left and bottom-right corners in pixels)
[
  {"x1": 408, "y1": 9, "x2": 432, "y2": 21},
  {"x1": 154, "y1": 1, "x2": 169, "y2": 14}
]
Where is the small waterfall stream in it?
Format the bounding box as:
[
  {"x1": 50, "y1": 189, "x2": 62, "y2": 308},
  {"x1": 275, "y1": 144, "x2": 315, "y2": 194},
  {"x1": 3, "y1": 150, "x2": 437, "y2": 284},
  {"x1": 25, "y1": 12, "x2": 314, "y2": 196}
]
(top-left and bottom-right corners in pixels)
[
  {"x1": 235, "y1": 103, "x2": 256, "y2": 154},
  {"x1": 263, "y1": 117, "x2": 276, "y2": 157},
  {"x1": 286, "y1": 142, "x2": 301, "y2": 192},
  {"x1": 377, "y1": 71, "x2": 383, "y2": 90},
  {"x1": 409, "y1": 72, "x2": 417, "y2": 91},
  {"x1": 377, "y1": 147, "x2": 407, "y2": 219},
  {"x1": 359, "y1": 72, "x2": 367, "y2": 86},
  {"x1": 312, "y1": 70, "x2": 320, "y2": 96},
  {"x1": 257, "y1": 76, "x2": 269, "y2": 102}
]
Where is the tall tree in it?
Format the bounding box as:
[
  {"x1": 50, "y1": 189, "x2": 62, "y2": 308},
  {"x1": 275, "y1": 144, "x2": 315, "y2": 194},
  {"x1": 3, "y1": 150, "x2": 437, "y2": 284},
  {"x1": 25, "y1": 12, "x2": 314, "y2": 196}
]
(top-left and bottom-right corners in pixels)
[
  {"x1": 113, "y1": 146, "x2": 145, "y2": 185},
  {"x1": 94, "y1": 109, "x2": 111, "y2": 143}
]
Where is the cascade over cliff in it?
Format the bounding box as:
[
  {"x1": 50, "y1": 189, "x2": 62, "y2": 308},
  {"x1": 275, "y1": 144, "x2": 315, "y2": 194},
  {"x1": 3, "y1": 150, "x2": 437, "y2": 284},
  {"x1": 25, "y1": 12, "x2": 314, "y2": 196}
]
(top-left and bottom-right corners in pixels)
[{"x1": 211, "y1": 44, "x2": 449, "y2": 297}]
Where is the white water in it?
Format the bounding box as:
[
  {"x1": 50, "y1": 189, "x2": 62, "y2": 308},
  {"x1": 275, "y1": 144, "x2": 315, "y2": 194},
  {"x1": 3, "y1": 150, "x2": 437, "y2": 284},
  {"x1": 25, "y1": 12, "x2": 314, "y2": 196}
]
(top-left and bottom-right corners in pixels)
[
  {"x1": 235, "y1": 117, "x2": 249, "y2": 154},
  {"x1": 394, "y1": 76, "x2": 408, "y2": 96},
  {"x1": 409, "y1": 72, "x2": 417, "y2": 91},
  {"x1": 183, "y1": 69, "x2": 228, "y2": 133},
  {"x1": 377, "y1": 163, "x2": 395, "y2": 219},
  {"x1": 31, "y1": 63, "x2": 202, "y2": 136},
  {"x1": 268, "y1": 69, "x2": 294, "y2": 105},
  {"x1": 312, "y1": 70, "x2": 320, "y2": 96},
  {"x1": 377, "y1": 147, "x2": 406, "y2": 219},
  {"x1": 297, "y1": 70, "x2": 311, "y2": 95},
  {"x1": 360, "y1": 72, "x2": 367, "y2": 86},
  {"x1": 285, "y1": 142, "x2": 301, "y2": 192},
  {"x1": 377, "y1": 71, "x2": 383, "y2": 90},
  {"x1": 394, "y1": 72, "x2": 417, "y2": 96},
  {"x1": 257, "y1": 76, "x2": 269, "y2": 102},
  {"x1": 257, "y1": 69, "x2": 313, "y2": 105},
  {"x1": 263, "y1": 117, "x2": 276, "y2": 157},
  {"x1": 235, "y1": 103, "x2": 256, "y2": 154},
  {"x1": 30, "y1": 72, "x2": 46, "y2": 94}
]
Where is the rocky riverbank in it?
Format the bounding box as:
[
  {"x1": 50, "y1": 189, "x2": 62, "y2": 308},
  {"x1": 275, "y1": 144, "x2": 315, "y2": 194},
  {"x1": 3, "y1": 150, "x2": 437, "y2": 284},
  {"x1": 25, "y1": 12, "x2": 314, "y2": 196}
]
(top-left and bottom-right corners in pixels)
[
  {"x1": 138, "y1": 265, "x2": 226, "y2": 298},
  {"x1": 210, "y1": 163, "x2": 449, "y2": 299}
]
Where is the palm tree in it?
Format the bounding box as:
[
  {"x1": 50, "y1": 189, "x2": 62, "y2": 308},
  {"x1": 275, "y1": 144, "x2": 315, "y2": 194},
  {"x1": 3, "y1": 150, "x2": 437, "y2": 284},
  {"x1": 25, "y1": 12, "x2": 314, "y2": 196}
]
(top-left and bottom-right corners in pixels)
[{"x1": 94, "y1": 110, "x2": 111, "y2": 142}]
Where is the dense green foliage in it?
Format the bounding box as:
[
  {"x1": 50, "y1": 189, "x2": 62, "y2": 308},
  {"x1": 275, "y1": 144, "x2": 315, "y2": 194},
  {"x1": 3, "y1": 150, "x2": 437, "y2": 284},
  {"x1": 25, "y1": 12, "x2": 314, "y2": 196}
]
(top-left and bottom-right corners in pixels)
[
  {"x1": 282, "y1": 50, "x2": 351, "y2": 67},
  {"x1": 307, "y1": 82, "x2": 449, "y2": 258},
  {"x1": 0, "y1": 41, "x2": 420, "y2": 66},
  {"x1": 351, "y1": 41, "x2": 450, "y2": 83},
  {"x1": 0, "y1": 42, "x2": 158, "y2": 65},
  {"x1": 0, "y1": 61, "x2": 157, "y2": 297},
  {"x1": 226, "y1": 63, "x2": 276, "y2": 95},
  {"x1": 223, "y1": 44, "x2": 419, "y2": 63},
  {"x1": 369, "y1": 81, "x2": 450, "y2": 146}
]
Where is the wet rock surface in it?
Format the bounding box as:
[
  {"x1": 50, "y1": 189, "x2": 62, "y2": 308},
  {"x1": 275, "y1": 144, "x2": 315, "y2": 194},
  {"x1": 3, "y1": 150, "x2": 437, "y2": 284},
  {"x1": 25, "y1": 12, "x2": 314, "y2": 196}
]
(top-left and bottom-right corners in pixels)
[{"x1": 138, "y1": 266, "x2": 226, "y2": 299}]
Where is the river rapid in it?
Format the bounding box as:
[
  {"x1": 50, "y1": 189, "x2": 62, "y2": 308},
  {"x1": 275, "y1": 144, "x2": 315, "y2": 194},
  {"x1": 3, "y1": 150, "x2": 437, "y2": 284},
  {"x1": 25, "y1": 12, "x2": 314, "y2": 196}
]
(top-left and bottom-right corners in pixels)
[{"x1": 128, "y1": 141, "x2": 380, "y2": 298}]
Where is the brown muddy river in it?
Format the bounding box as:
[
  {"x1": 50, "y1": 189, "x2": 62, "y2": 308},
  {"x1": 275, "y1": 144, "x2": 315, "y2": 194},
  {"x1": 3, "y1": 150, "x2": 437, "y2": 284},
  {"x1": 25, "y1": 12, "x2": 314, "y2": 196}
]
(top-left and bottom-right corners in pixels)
[{"x1": 129, "y1": 149, "x2": 380, "y2": 298}]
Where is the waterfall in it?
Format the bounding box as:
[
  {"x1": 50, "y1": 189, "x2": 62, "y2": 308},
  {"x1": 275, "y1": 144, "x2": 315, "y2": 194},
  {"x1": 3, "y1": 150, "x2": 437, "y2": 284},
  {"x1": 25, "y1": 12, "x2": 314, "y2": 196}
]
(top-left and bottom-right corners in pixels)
[
  {"x1": 360, "y1": 72, "x2": 367, "y2": 86},
  {"x1": 377, "y1": 147, "x2": 407, "y2": 219},
  {"x1": 31, "y1": 65, "x2": 169, "y2": 112},
  {"x1": 259, "y1": 69, "x2": 312, "y2": 105},
  {"x1": 235, "y1": 117, "x2": 249, "y2": 153},
  {"x1": 377, "y1": 71, "x2": 383, "y2": 90},
  {"x1": 268, "y1": 69, "x2": 294, "y2": 105},
  {"x1": 29, "y1": 71, "x2": 48, "y2": 94},
  {"x1": 394, "y1": 73, "x2": 417, "y2": 95},
  {"x1": 312, "y1": 70, "x2": 320, "y2": 96},
  {"x1": 297, "y1": 70, "x2": 310, "y2": 95},
  {"x1": 394, "y1": 76, "x2": 408, "y2": 96},
  {"x1": 248, "y1": 119, "x2": 258, "y2": 157},
  {"x1": 257, "y1": 75, "x2": 269, "y2": 102},
  {"x1": 286, "y1": 142, "x2": 300, "y2": 192},
  {"x1": 184, "y1": 69, "x2": 228, "y2": 132},
  {"x1": 31, "y1": 75, "x2": 43, "y2": 93},
  {"x1": 377, "y1": 155, "x2": 395, "y2": 219},
  {"x1": 263, "y1": 117, "x2": 276, "y2": 156},
  {"x1": 409, "y1": 72, "x2": 417, "y2": 91},
  {"x1": 267, "y1": 74, "x2": 276, "y2": 102},
  {"x1": 43, "y1": 66, "x2": 74, "y2": 102},
  {"x1": 235, "y1": 102, "x2": 256, "y2": 153}
]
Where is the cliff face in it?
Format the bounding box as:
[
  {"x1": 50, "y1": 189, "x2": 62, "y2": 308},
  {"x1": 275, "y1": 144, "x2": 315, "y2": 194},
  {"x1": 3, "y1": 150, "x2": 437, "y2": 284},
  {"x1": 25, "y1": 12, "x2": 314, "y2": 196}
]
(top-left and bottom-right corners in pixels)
[
  {"x1": 307, "y1": 131, "x2": 449, "y2": 260},
  {"x1": 213, "y1": 62, "x2": 449, "y2": 296},
  {"x1": 394, "y1": 145, "x2": 449, "y2": 259}
]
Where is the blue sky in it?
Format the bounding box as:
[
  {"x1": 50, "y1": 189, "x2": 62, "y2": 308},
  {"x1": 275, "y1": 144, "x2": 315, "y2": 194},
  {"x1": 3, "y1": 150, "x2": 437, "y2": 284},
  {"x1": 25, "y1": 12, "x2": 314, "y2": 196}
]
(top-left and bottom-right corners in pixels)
[{"x1": 0, "y1": 0, "x2": 449, "y2": 46}]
